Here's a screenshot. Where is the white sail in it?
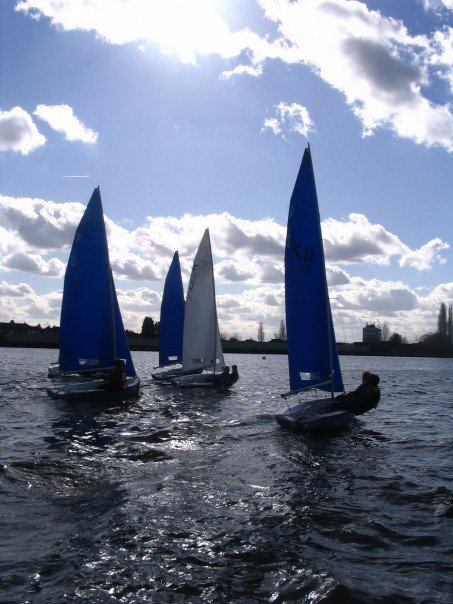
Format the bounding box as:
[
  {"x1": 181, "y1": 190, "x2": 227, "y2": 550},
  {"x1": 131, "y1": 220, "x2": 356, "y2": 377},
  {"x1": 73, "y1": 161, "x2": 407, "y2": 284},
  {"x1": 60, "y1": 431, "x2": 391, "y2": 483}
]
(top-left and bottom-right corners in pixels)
[{"x1": 181, "y1": 229, "x2": 224, "y2": 372}]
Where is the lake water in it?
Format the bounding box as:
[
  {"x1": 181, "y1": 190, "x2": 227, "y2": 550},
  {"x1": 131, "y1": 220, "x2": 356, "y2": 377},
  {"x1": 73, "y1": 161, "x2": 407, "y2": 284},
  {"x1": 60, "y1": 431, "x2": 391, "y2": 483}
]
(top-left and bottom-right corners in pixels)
[{"x1": 1, "y1": 348, "x2": 452, "y2": 603}]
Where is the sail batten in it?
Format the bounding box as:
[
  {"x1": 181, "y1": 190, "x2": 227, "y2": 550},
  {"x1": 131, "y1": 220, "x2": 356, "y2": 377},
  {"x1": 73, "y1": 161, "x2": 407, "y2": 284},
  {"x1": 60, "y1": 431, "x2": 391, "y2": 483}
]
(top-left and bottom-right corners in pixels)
[{"x1": 285, "y1": 147, "x2": 344, "y2": 395}]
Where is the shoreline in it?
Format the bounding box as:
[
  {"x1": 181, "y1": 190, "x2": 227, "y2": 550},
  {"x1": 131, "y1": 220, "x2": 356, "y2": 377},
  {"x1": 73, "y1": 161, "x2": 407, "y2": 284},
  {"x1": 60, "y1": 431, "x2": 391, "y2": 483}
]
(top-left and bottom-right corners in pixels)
[{"x1": 0, "y1": 336, "x2": 451, "y2": 358}]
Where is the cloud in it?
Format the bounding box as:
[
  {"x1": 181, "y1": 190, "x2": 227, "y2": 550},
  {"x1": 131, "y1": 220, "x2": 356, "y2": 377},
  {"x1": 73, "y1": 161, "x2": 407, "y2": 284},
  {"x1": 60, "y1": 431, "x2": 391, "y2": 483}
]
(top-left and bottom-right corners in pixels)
[
  {"x1": 422, "y1": 1, "x2": 453, "y2": 14},
  {"x1": 16, "y1": 0, "x2": 453, "y2": 151},
  {"x1": 0, "y1": 280, "x2": 61, "y2": 323},
  {"x1": 337, "y1": 278, "x2": 419, "y2": 314},
  {"x1": 0, "y1": 195, "x2": 85, "y2": 250},
  {"x1": 0, "y1": 106, "x2": 46, "y2": 155},
  {"x1": 216, "y1": 260, "x2": 255, "y2": 283},
  {"x1": 221, "y1": 63, "x2": 263, "y2": 79},
  {"x1": 0, "y1": 281, "x2": 35, "y2": 297},
  {"x1": 132, "y1": 212, "x2": 285, "y2": 262},
  {"x1": 399, "y1": 238, "x2": 450, "y2": 270},
  {"x1": 115, "y1": 286, "x2": 162, "y2": 330},
  {"x1": 0, "y1": 196, "x2": 449, "y2": 285},
  {"x1": 342, "y1": 38, "x2": 421, "y2": 104},
  {"x1": 0, "y1": 193, "x2": 450, "y2": 341},
  {"x1": 259, "y1": 0, "x2": 453, "y2": 151},
  {"x1": 1, "y1": 252, "x2": 65, "y2": 276},
  {"x1": 216, "y1": 256, "x2": 283, "y2": 285},
  {"x1": 15, "y1": 0, "x2": 267, "y2": 64},
  {"x1": 111, "y1": 255, "x2": 160, "y2": 281},
  {"x1": 34, "y1": 104, "x2": 98, "y2": 143},
  {"x1": 430, "y1": 26, "x2": 453, "y2": 94},
  {"x1": 324, "y1": 213, "x2": 448, "y2": 271},
  {"x1": 262, "y1": 102, "x2": 314, "y2": 138}
]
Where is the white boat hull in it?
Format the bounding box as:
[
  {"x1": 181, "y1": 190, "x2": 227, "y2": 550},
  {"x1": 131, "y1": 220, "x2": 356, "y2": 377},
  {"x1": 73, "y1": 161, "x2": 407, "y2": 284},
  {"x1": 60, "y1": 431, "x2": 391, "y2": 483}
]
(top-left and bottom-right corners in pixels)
[
  {"x1": 46, "y1": 376, "x2": 140, "y2": 403},
  {"x1": 275, "y1": 398, "x2": 354, "y2": 432}
]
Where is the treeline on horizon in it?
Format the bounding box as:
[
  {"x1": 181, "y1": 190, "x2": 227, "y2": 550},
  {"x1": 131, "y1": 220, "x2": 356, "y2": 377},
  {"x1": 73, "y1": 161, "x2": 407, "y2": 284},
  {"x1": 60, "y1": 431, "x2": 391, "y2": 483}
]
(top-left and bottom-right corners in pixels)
[{"x1": 1, "y1": 303, "x2": 452, "y2": 354}]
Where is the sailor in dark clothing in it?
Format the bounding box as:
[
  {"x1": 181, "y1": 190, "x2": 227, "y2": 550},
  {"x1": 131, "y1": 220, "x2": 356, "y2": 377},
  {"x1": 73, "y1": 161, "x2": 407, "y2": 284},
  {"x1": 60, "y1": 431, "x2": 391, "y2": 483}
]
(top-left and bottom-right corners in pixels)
[
  {"x1": 354, "y1": 371, "x2": 371, "y2": 393},
  {"x1": 331, "y1": 372, "x2": 380, "y2": 415},
  {"x1": 223, "y1": 364, "x2": 239, "y2": 388},
  {"x1": 211, "y1": 366, "x2": 230, "y2": 385},
  {"x1": 101, "y1": 359, "x2": 126, "y2": 391}
]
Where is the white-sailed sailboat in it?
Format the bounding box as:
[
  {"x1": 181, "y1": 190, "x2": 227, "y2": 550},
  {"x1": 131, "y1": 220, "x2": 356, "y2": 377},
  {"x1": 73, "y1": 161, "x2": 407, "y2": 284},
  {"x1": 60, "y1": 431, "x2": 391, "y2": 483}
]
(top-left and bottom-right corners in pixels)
[
  {"x1": 168, "y1": 229, "x2": 225, "y2": 388},
  {"x1": 275, "y1": 146, "x2": 354, "y2": 431},
  {"x1": 46, "y1": 187, "x2": 140, "y2": 402}
]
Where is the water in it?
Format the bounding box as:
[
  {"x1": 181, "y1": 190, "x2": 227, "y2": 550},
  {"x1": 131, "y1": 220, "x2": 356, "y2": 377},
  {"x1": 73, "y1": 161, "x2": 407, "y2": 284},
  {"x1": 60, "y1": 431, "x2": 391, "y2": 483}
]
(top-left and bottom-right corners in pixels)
[{"x1": 1, "y1": 349, "x2": 452, "y2": 603}]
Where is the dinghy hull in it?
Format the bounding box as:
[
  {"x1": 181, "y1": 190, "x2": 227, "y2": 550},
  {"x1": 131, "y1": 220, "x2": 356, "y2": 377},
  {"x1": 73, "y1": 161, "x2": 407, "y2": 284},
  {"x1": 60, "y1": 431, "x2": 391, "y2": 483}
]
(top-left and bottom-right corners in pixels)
[
  {"x1": 47, "y1": 376, "x2": 140, "y2": 402},
  {"x1": 152, "y1": 367, "x2": 203, "y2": 382},
  {"x1": 171, "y1": 373, "x2": 218, "y2": 389},
  {"x1": 275, "y1": 398, "x2": 354, "y2": 432}
]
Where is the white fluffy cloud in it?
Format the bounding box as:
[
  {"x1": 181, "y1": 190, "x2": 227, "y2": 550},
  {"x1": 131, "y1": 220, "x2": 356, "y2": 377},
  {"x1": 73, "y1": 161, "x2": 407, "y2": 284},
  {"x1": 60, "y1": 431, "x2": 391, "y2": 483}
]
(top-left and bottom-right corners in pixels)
[
  {"x1": 258, "y1": 0, "x2": 453, "y2": 151},
  {"x1": 0, "y1": 280, "x2": 61, "y2": 323},
  {"x1": 15, "y1": 0, "x2": 453, "y2": 151},
  {"x1": 0, "y1": 195, "x2": 85, "y2": 250},
  {"x1": 262, "y1": 102, "x2": 314, "y2": 138},
  {"x1": 34, "y1": 104, "x2": 98, "y2": 143},
  {"x1": 0, "y1": 195, "x2": 448, "y2": 281},
  {"x1": 0, "y1": 193, "x2": 450, "y2": 340},
  {"x1": 0, "y1": 103, "x2": 98, "y2": 155},
  {"x1": 399, "y1": 238, "x2": 449, "y2": 270},
  {"x1": 0, "y1": 106, "x2": 46, "y2": 155},
  {"x1": 422, "y1": 1, "x2": 453, "y2": 13},
  {"x1": 1, "y1": 252, "x2": 65, "y2": 276}
]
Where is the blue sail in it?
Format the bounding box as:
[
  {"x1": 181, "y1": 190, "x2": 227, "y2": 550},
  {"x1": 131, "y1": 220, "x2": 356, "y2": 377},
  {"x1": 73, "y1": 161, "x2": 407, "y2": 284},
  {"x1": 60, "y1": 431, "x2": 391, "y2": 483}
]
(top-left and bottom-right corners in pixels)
[
  {"x1": 111, "y1": 272, "x2": 136, "y2": 377},
  {"x1": 158, "y1": 251, "x2": 185, "y2": 367},
  {"x1": 285, "y1": 146, "x2": 344, "y2": 394},
  {"x1": 58, "y1": 187, "x2": 135, "y2": 376}
]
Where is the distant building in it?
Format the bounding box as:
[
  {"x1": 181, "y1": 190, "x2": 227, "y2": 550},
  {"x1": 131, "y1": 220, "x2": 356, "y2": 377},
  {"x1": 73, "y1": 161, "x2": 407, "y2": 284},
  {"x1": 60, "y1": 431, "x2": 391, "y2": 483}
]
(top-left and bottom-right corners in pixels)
[{"x1": 363, "y1": 323, "x2": 382, "y2": 343}]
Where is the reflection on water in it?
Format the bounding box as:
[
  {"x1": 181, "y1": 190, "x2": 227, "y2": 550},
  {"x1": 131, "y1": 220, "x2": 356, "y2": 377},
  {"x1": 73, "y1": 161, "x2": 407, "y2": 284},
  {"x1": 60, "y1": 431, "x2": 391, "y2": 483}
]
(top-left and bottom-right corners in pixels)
[{"x1": 0, "y1": 348, "x2": 452, "y2": 602}]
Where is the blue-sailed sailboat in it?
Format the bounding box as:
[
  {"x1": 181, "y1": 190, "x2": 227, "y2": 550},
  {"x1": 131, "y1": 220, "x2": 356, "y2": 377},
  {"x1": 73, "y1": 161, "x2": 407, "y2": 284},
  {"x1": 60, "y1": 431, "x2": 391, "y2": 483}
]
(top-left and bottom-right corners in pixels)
[
  {"x1": 275, "y1": 146, "x2": 354, "y2": 431},
  {"x1": 157, "y1": 251, "x2": 185, "y2": 368},
  {"x1": 47, "y1": 187, "x2": 140, "y2": 402}
]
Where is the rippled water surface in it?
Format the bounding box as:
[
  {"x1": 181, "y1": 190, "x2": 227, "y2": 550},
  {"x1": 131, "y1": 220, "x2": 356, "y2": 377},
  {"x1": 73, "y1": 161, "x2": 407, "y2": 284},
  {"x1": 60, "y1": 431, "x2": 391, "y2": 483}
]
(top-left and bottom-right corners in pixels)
[{"x1": 1, "y1": 348, "x2": 452, "y2": 603}]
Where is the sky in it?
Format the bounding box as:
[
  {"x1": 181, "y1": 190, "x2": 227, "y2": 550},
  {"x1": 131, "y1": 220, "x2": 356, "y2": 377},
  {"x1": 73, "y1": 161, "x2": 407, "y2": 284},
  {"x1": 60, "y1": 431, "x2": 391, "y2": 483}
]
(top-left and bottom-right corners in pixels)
[{"x1": 0, "y1": 0, "x2": 452, "y2": 343}]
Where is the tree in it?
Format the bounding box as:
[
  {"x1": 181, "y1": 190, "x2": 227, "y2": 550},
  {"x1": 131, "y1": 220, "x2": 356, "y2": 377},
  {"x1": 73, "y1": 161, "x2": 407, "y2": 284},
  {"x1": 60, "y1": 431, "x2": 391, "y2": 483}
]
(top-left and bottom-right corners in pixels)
[
  {"x1": 257, "y1": 321, "x2": 265, "y2": 342},
  {"x1": 447, "y1": 304, "x2": 453, "y2": 344},
  {"x1": 379, "y1": 322, "x2": 390, "y2": 342},
  {"x1": 389, "y1": 332, "x2": 403, "y2": 347},
  {"x1": 277, "y1": 319, "x2": 287, "y2": 341},
  {"x1": 141, "y1": 316, "x2": 158, "y2": 338},
  {"x1": 438, "y1": 302, "x2": 447, "y2": 336},
  {"x1": 229, "y1": 334, "x2": 242, "y2": 342}
]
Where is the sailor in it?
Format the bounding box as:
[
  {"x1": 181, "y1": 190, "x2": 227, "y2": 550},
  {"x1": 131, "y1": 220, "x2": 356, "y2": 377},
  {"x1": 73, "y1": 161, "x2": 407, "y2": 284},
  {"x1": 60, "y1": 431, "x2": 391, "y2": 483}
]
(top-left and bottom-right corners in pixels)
[
  {"x1": 354, "y1": 371, "x2": 371, "y2": 393},
  {"x1": 212, "y1": 366, "x2": 230, "y2": 385},
  {"x1": 223, "y1": 364, "x2": 239, "y2": 387},
  {"x1": 102, "y1": 359, "x2": 126, "y2": 391},
  {"x1": 331, "y1": 372, "x2": 380, "y2": 415}
]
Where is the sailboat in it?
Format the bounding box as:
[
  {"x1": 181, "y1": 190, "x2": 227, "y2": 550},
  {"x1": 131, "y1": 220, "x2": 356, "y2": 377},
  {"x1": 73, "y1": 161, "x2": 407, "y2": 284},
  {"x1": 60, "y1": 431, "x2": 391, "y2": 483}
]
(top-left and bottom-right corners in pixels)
[
  {"x1": 46, "y1": 187, "x2": 140, "y2": 402},
  {"x1": 151, "y1": 251, "x2": 185, "y2": 379},
  {"x1": 154, "y1": 229, "x2": 225, "y2": 388},
  {"x1": 275, "y1": 146, "x2": 354, "y2": 431}
]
